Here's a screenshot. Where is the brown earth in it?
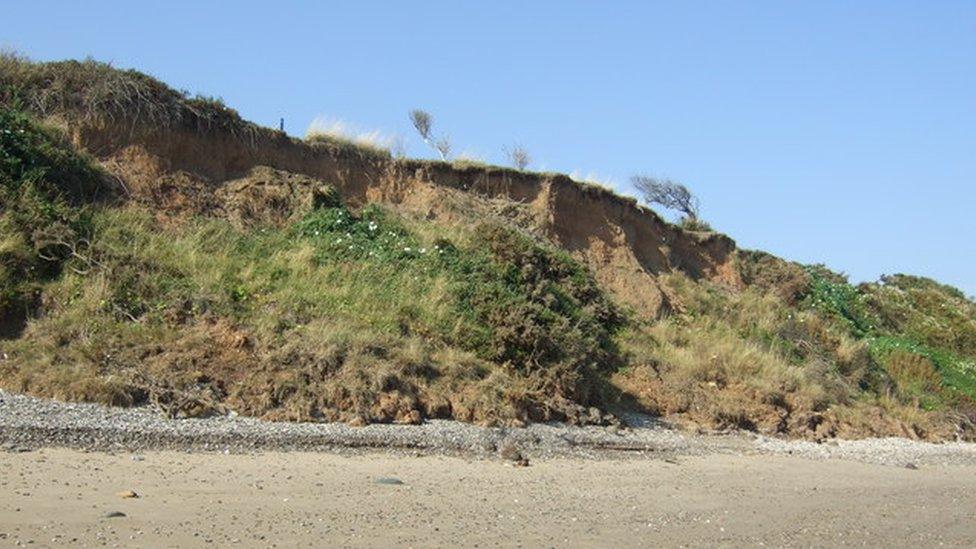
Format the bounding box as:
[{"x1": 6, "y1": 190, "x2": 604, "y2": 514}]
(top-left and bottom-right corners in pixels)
[{"x1": 69, "y1": 121, "x2": 739, "y2": 317}]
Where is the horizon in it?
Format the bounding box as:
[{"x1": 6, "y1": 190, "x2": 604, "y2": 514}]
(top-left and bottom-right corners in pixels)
[{"x1": 5, "y1": 1, "x2": 974, "y2": 296}]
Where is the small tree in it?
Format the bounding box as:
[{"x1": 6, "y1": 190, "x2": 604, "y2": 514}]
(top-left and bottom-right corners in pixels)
[
  {"x1": 506, "y1": 144, "x2": 530, "y2": 170},
  {"x1": 631, "y1": 175, "x2": 700, "y2": 220},
  {"x1": 409, "y1": 109, "x2": 451, "y2": 160},
  {"x1": 409, "y1": 109, "x2": 432, "y2": 142}
]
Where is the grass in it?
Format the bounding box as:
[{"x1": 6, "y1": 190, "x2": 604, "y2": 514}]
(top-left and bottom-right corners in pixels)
[
  {"x1": 610, "y1": 269, "x2": 976, "y2": 439},
  {"x1": 304, "y1": 117, "x2": 394, "y2": 160},
  {"x1": 0, "y1": 106, "x2": 113, "y2": 332},
  {"x1": 1, "y1": 52, "x2": 259, "y2": 141},
  {"x1": 614, "y1": 273, "x2": 869, "y2": 436},
  {"x1": 2, "y1": 203, "x2": 624, "y2": 423},
  {"x1": 2, "y1": 68, "x2": 975, "y2": 438},
  {"x1": 0, "y1": 111, "x2": 625, "y2": 424}
]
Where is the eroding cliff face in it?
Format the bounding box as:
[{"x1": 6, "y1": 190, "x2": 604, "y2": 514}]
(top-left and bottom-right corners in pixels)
[{"x1": 70, "y1": 122, "x2": 738, "y2": 317}]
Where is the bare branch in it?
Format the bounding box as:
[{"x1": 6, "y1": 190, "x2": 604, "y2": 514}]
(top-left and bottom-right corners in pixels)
[
  {"x1": 506, "y1": 144, "x2": 531, "y2": 170},
  {"x1": 434, "y1": 136, "x2": 452, "y2": 161}
]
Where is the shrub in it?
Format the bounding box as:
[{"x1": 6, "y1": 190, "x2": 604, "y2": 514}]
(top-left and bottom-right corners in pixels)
[
  {"x1": 0, "y1": 106, "x2": 110, "y2": 326},
  {"x1": 409, "y1": 108, "x2": 451, "y2": 160}
]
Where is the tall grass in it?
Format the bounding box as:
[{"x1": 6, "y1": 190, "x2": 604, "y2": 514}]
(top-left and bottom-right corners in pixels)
[
  {"x1": 305, "y1": 117, "x2": 395, "y2": 159},
  {"x1": 1, "y1": 53, "x2": 257, "y2": 140},
  {"x1": 2, "y1": 184, "x2": 624, "y2": 424},
  {"x1": 612, "y1": 272, "x2": 970, "y2": 439}
]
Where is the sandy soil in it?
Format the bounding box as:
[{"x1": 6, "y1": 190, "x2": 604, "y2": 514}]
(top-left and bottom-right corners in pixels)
[{"x1": 2, "y1": 449, "x2": 975, "y2": 548}]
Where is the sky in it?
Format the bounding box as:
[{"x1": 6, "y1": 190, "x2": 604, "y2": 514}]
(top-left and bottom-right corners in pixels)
[{"x1": 5, "y1": 1, "x2": 975, "y2": 295}]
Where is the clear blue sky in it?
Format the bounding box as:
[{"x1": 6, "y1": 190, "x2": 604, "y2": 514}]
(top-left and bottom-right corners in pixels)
[{"x1": 6, "y1": 1, "x2": 974, "y2": 295}]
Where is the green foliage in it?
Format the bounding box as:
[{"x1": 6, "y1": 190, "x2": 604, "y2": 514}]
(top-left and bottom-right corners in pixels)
[
  {"x1": 0, "y1": 106, "x2": 105, "y2": 199},
  {"x1": 869, "y1": 336, "x2": 976, "y2": 401},
  {"x1": 802, "y1": 266, "x2": 976, "y2": 404},
  {"x1": 803, "y1": 266, "x2": 876, "y2": 336},
  {"x1": 291, "y1": 204, "x2": 625, "y2": 403},
  {"x1": 443, "y1": 224, "x2": 624, "y2": 378},
  {"x1": 2, "y1": 173, "x2": 626, "y2": 422},
  {"x1": 862, "y1": 274, "x2": 976, "y2": 359},
  {"x1": 678, "y1": 217, "x2": 713, "y2": 232},
  {"x1": 0, "y1": 106, "x2": 107, "y2": 321}
]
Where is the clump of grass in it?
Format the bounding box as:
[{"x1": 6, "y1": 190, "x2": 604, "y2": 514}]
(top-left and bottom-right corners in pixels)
[
  {"x1": 678, "y1": 217, "x2": 713, "y2": 232},
  {"x1": 0, "y1": 52, "x2": 257, "y2": 140},
  {"x1": 736, "y1": 250, "x2": 812, "y2": 305},
  {"x1": 304, "y1": 117, "x2": 393, "y2": 161}
]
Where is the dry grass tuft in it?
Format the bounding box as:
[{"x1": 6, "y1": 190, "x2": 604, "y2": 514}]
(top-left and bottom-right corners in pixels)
[
  {"x1": 1, "y1": 53, "x2": 259, "y2": 141},
  {"x1": 305, "y1": 117, "x2": 395, "y2": 159}
]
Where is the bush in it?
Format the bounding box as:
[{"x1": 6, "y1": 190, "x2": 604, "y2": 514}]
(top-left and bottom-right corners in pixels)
[{"x1": 0, "y1": 106, "x2": 110, "y2": 326}]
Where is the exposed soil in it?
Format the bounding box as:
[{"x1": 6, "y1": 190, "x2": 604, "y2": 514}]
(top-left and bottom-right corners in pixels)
[{"x1": 71, "y1": 122, "x2": 738, "y2": 318}]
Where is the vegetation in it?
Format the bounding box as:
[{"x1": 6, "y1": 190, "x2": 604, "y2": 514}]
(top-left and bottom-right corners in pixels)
[
  {"x1": 0, "y1": 106, "x2": 624, "y2": 424},
  {"x1": 1, "y1": 52, "x2": 257, "y2": 141},
  {"x1": 409, "y1": 109, "x2": 452, "y2": 161},
  {"x1": 631, "y1": 175, "x2": 700, "y2": 221},
  {"x1": 2, "y1": 58, "x2": 974, "y2": 440},
  {"x1": 305, "y1": 132, "x2": 392, "y2": 161},
  {"x1": 0, "y1": 106, "x2": 113, "y2": 335},
  {"x1": 613, "y1": 266, "x2": 975, "y2": 439},
  {"x1": 304, "y1": 118, "x2": 394, "y2": 160},
  {"x1": 505, "y1": 144, "x2": 531, "y2": 170}
]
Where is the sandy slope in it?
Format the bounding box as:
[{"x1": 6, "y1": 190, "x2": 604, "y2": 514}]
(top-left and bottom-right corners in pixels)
[{"x1": 2, "y1": 448, "x2": 975, "y2": 548}]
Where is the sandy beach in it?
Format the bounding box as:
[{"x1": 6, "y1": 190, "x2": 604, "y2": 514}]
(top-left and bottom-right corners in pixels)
[
  {"x1": 3, "y1": 390, "x2": 976, "y2": 547},
  {"x1": 2, "y1": 448, "x2": 975, "y2": 547}
]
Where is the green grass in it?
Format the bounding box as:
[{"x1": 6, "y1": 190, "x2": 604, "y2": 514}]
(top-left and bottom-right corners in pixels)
[
  {"x1": 803, "y1": 265, "x2": 976, "y2": 404},
  {"x1": 0, "y1": 105, "x2": 112, "y2": 324},
  {"x1": 0, "y1": 109, "x2": 625, "y2": 424}
]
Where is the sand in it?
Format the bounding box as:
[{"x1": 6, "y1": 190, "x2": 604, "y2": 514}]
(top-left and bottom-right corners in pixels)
[{"x1": 2, "y1": 448, "x2": 975, "y2": 548}]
